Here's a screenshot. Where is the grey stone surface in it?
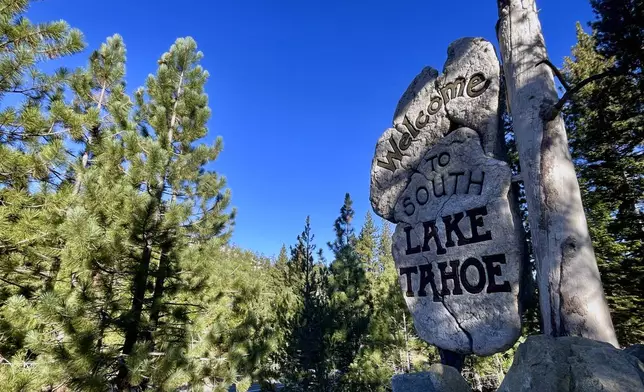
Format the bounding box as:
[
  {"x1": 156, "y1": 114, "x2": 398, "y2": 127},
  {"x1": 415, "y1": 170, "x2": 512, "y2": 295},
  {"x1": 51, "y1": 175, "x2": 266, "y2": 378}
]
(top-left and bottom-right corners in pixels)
[
  {"x1": 392, "y1": 364, "x2": 472, "y2": 392},
  {"x1": 371, "y1": 37, "x2": 501, "y2": 221},
  {"x1": 498, "y1": 335, "x2": 644, "y2": 392},
  {"x1": 625, "y1": 344, "x2": 644, "y2": 363},
  {"x1": 439, "y1": 38, "x2": 502, "y2": 159},
  {"x1": 369, "y1": 37, "x2": 523, "y2": 356},
  {"x1": 391, "y1": 128, "x2": 522, "y2": 355}
]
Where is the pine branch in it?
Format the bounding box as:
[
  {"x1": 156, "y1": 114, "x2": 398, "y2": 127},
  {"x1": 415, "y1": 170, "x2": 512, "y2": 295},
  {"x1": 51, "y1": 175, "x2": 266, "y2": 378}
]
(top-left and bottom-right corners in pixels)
[{"x1": 0, "y1": 276, "x2": 29, "y2": 290}]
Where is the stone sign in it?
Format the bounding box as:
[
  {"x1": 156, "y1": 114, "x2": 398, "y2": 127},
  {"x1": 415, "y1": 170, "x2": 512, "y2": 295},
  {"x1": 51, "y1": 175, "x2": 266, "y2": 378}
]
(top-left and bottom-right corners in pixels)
[{"x1": 370, "y1": 38, "x2": 524, "y2": 356}]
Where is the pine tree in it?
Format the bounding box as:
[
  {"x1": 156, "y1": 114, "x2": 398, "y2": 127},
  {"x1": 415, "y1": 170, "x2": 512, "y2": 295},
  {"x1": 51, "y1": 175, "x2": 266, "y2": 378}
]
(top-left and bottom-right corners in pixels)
[
  {"x1": 356, "y1": 211, "x2": 378, "y2": 278},
  {"x1": 326, "y1": 193, "x2": 372, "y2": 390},
  {"x1": 186, "y1": 246, "x2": 282, "y2": 391},
  {"x1": 276, "y1": 244, "x2": 289, "y2": 269},
  {"x1": 563, "y1": 24, "x2": 643, "y2": 345},
  {"x1": 590, "y1": 0, "x2": 643, "y2": 76},
  {"x1": 20, "y1": 34, "x2": 134, "y2": 391},
  {"x1": 0, "y1": 0, "x2": 84, "y2": 101},
  {"x1": 112, "y1": 36, "x2": 234, "y2": 388},
  {"x1": 0, "y1": 0, "x2": 85, "y2": 300},
  {"x1": 69, "y1": 34, "x2": 128, "y2": 194},
  {"x1": 0, "y1": 2, "x2": 85, "y2": 388},
  {"x1": 279, "y1": 216, "x2": 330, "y2": 392}
]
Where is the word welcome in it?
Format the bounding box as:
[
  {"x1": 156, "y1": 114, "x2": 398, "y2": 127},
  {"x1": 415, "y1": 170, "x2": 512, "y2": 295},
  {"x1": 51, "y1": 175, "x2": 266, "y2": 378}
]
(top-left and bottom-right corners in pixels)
[
  {"x1": 399, "y1": 253, "x2": 511, "y2": 300},
  {"x1": 377, "y1": 73, "x2": 490, "y2": 173}
]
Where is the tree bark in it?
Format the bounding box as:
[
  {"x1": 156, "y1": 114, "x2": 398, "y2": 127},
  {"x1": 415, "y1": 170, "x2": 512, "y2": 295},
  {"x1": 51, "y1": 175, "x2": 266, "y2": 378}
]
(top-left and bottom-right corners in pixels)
[
  {"x1": 496, "y1": 0, "x2": 617, "y2": 345},
  {"x1": 402, "y1": 311, "x2": 410, "y2": 373},
  {"x1": 117, "y1": 238, "x2": 153, "y2": 386},
  {"x1": 149, "y1": 243, "x2": 171, "y2": 336}
]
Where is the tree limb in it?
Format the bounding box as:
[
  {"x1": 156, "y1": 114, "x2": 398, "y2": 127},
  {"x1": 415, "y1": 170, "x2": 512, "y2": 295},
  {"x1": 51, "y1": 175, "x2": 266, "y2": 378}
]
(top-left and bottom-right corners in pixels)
[
  {"x1": 543, "y1": 69, "x2": 618, "y2": 121},
  {"x1": 536, "y1": 59, "x2": 571, "y2": 91}
]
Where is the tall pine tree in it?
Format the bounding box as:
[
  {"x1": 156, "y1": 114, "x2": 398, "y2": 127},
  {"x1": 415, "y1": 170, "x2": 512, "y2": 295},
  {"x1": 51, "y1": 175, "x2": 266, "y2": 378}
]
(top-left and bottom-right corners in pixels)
[
  {"x1": 563, "y1": 23, "x2": 643, "y2": 345},
  {"x1": 279, "y1": 216, "x2": 330, "y2": 392},
  {"x1": 327, "y1": 194, "x2": 372, "y2": 390},
  {"x1": 111, "y1": 36, "x2": 235, "y2": 388}
]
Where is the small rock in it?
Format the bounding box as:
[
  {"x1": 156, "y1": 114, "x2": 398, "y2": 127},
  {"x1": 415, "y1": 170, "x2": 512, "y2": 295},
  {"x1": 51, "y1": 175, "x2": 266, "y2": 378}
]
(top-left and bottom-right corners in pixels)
[
  {"x1": 498, "y1": 335, "x2": 644, "y2": 392},
  {"x1": 392, "y1": 364, "x2": 472, "y2": 392}
]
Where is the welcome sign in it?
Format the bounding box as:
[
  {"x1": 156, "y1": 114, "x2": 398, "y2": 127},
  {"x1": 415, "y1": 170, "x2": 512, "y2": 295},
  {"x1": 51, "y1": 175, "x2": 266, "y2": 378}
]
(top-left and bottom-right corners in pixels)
[{"x1": 370, "y1": 38, "x2": 525, "y2": 355}]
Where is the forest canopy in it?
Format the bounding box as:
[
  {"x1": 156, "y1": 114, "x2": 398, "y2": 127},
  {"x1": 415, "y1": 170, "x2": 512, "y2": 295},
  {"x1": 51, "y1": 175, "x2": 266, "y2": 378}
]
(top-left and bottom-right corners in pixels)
[{"x1": 0, "y1": 0, "x2": 641, "y2": 391}]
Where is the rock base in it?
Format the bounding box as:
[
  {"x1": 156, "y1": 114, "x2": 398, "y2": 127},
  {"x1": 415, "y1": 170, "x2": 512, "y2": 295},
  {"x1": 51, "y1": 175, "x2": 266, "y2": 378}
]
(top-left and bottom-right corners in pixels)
[
  {"x1": 391, "y1": 364, "x2": 472, "y2": 392},
  {"x1": 498, "y1": 335, "x2": 644, "y2": 392}
]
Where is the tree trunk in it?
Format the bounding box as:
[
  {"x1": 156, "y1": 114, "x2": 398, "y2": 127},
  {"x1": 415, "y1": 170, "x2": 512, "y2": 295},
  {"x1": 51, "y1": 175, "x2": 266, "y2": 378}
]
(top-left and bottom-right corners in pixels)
[
  {"x1": 149, "y1": 243, "x2": 171, "y2": 336},
  {"x1": 402, "y1": 311, "x2": 411, "y2": 373},
  {"x1": 117, "y1": 236, "x2": 153, "y2": 386},
  {"x1": 73, "y1": 82, "x2": 107, "y2": 195},
  {"x1": 496, "y1": 0, "x2": 617, "y2": 345}
]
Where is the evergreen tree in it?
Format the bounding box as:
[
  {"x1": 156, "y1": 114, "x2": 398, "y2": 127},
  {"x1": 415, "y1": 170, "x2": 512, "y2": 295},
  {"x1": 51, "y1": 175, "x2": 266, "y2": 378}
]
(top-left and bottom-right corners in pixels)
[
  {"x1": 279, "y1": 216, "x2": 330, "y2": 392},
  {"x1": 0, "y1": 0, "x2": 84, "y2": 101},
  {"x1": 590, "y1": 0, "x2": 643, "y2": 76},
  {"x1": 276, "y1": 244, "x2": 289, "y2": 269},
  {"x1": 327, "y1": 194, "x2": 372, "y2": 390},
  {"x1": 0, "y1": 2, "x2": 84, "y2": 388},
  {"x1": 187, "y1": 247, "x2": 281, "y2": 391},
  {"x1": 356, "y1": 211, "x2": 378, "y2": 278},
  {"x1": 563, "y1": 24, "x2": 643, "y2": 345},
  {"x1": 0, "y1": 0, "x2": 84, "y2": 301},
  {"x1": 28, "y1": 33, "x2": 133, "y2": 391},
  {"x1": 110, "y1": 36, "x2": 234, "y2": 388}
]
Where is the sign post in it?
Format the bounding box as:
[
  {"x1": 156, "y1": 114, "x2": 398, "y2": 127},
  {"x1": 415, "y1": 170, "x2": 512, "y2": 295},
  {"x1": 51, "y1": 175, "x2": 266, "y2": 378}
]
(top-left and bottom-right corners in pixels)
[{"x1": 496, "y1": 0, "x2": 617, "y2": 346}]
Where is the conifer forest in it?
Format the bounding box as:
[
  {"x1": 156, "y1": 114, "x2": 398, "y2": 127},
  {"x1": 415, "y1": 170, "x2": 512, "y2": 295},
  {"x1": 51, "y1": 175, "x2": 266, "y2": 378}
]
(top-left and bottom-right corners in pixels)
[{"x1": 0, "y1": 0, "x2": 641, "y2": 391}]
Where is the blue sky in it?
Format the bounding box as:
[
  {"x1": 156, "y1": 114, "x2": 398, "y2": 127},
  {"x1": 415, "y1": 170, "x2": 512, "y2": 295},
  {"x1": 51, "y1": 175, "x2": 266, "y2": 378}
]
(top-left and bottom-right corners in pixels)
[{"x1": 29, "y1": 0, "x2": 595, "y2": 259}]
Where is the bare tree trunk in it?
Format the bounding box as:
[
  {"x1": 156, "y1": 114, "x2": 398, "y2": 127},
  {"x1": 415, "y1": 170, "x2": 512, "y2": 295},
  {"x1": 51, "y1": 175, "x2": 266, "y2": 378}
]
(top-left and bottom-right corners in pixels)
[
  {"x1": 496, "y1": 0, "x2": 617, "y2": 346},
  {"x1": 402, "y1": 311, "x2": 411, "y2": 372}
]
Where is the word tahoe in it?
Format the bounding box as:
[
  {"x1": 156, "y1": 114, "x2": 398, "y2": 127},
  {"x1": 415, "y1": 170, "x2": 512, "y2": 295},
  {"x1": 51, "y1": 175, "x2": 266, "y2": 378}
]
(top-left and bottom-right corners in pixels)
[{"x1": 400, "y1": 253, "x2": 511, "y2": 301}]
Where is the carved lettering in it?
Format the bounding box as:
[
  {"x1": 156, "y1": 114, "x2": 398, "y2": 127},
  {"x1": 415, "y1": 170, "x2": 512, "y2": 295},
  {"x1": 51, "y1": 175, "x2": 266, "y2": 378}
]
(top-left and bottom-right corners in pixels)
[
  {"x1": 418, "y1": 264, "x2": 440, "y2": 301},
  {"x1": 376, "y1": 136, "x2": 404, "y2": 172},
  {"x1": 460, "y1": 257, "x2": 487, "y2": 294},
  {"x1": 416, "y1": 186, "x2": 429, "y2": 205},
  {"x1": 380, "y1": 74, "x2": 491, "y2": 175},
  {"x1": 396, "y1": 114, "x2": 419, "y2": 138},
  {"x1": 440, "y1": 77, "x2": 466, "y2": 103},
  {"x1": 427, "y1": 96, "x2": 443, "y2": 115},
  {"x1": 422, "y1": 220, "x2": 447, "y2": 255},
  {"x1": 401, "y1": 254, "x2": 510, "y2": 298},
  {"x1": 415, "y1": 110, "x2": 430, "y2": 130},
  {"x1": 466, "y1": 72, "x2": 489, "y2": 98},
  {"x1": 438, "y1": 260, "x2": 463, "y2": 296},
  {"x1": 483, "y1": 254, "x2": 511, "y2": 293},
  {"x1": 403, "y1": 196, "x2": 415, "y2": 216},
  {"x1": 466, "y1": 206, "x2": 492, "y2": 244},
  {"x1": 466, "y1": 170, "x2": 485, "y2": 195},
  {"x1": 442, "y1": 212, "x2": 469, "y2": 247},
  {"x1": 400, "y1": 266, "x2": 418, "y2": 297},
  {"x1": 399, "y1": 207, "x2": 493, "y2": 256},
  {"x1": 405, "y1": 225, "x2": 421, "y2": 255},
  {"x1": 399, "y1": 132, "x2": 412, "y2": 150}
]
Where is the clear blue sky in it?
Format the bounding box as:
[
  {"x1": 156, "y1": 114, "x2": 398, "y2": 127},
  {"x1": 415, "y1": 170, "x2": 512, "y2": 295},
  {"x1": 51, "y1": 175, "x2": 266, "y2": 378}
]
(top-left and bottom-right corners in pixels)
[{"x1": 29, "y1": 0, "x2": 595, "y2": 259}]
